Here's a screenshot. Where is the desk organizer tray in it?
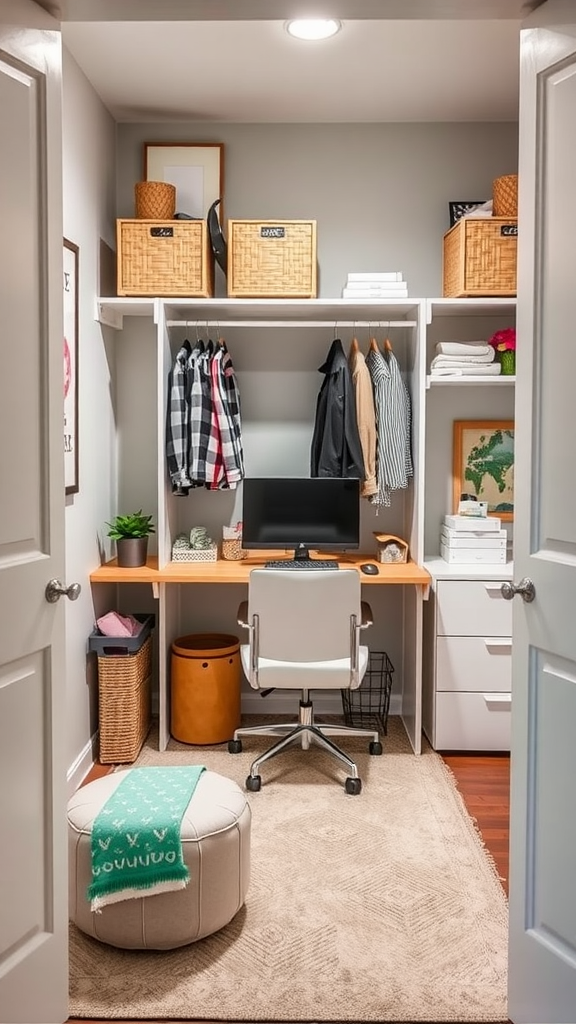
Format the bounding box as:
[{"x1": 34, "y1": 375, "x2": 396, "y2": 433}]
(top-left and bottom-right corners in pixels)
[
  {"x1": 171, "y1": 544, "x2": 218, "y2": 562},
  {"x1": 88, "y1": 613, "x2": 155, "y2": 656}
]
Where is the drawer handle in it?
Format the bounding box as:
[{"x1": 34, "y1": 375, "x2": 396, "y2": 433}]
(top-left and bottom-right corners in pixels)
[
  {"x1": 482, "y1": 638, "x2": 512, "y2": 650},
  {"x1": 483, "y1": 583, "x2": 506, "y2": 596},
  {"x1": 482, "y1": 693, "x2": 512, "y2": 707}
]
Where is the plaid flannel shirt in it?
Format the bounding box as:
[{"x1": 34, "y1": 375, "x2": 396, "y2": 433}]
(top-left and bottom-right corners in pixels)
[{"x1": 166, "y1": 339, "x2": 244, "y2": 492}]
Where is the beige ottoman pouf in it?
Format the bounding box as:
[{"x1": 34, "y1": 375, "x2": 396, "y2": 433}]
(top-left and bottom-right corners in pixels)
[{"x1": 68, "y1": 768, "x2": 251, "y2": 949}]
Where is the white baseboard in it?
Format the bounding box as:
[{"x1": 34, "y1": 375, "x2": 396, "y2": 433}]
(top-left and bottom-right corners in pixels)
[
  {"x1": 67, "y1": 732, "x2": 99, "y2": 797},
  {"x1": 67, "y1": 694, "x2": 402, "y2": 788}
]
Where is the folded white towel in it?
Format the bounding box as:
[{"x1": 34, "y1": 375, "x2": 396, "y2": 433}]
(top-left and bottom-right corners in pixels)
[
  {"x1": 430, "y1": 363, "x2": 502, "y2": 376},
  {"x1": 430, "y1": 352, "x2": 495, "y2": 368},
  {"x1": 436, "y1": 341, "x2": 492, "y2": 357}
]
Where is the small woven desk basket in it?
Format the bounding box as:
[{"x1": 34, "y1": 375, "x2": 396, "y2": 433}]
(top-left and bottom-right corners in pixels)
[
  {"x1": 135, "y1": 180, "x2": 176, "y2": 220},
  {"x1": 492, "y1": 174, "x2": 518, "y2": 217}
]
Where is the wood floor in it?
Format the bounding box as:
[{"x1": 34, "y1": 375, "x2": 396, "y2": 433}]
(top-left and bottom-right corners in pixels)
[{"x1": 68, "y1": 743, "x2": 510, "y2": 1024}]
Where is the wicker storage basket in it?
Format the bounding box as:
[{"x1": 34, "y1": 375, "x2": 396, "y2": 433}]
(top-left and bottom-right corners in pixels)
[
  {"x1": 134, "y1": 181, "x2": 176, "y2": 220},
  {"x1": 117, "y1": 219, "x2": 214, "y2": 297},
  {"x1": 171, "y1": 543, "x2": 218, "y2": 562},
  {"x1": 97, "y1": 634, "x2": 152, "y2": 763},
  {"x1": 227, "y1": 219, "x2": 317, "y2": 298},
  {"x1": 492, "y1": 174, "x2": 518, "y2": 217},
  {"x1": 442, "y1": 217, "x2": 517, "y2": 298}
]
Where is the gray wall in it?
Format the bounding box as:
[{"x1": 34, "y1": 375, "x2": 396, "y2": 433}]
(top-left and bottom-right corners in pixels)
[{"x1": 117, "y1": 121, "x2": 519, "y2": 298}]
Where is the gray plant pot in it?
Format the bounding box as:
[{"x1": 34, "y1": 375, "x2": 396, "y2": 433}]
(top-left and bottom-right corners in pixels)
[{"x1": 116, "y1": 537, "x2": 149, "y2": 568}]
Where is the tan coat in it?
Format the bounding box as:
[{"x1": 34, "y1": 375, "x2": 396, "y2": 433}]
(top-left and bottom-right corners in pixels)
[{"x1": 348, "y1": 343, "x2": 377, "y2": 497}]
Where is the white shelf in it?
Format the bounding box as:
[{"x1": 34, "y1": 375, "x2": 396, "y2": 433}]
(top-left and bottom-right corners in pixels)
[
  {"x1": 423, "y1": 556, "x2": 514, "y2": 581},
  {"x1": 426, "y1": 374, "x2": 515, "y2": 388},
  {"x1": 96, "y1": 296, "x2": 423, "y2": 330},
  {"x1": 96, "y1": 297, "x2": 157, "y2": 329},
  {"x1": 162, "y1": 296, "x2": 422, "y2": 323},
  {"x1": 426, "y1": 297, "x2": 516, "y2": 321}
]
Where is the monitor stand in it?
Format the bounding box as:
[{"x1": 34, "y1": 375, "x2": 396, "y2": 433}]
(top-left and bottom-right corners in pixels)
[{"x1": 293, "y1": 544, "x2": 311, "y2": 562}]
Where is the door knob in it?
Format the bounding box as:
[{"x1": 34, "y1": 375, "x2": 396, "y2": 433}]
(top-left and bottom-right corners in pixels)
[
  {"x1": 500, "y1": 577, "x2": 535, "y2": 603},
  {"x1": 45, "y1": 578, "x2": 82, "y2": 603}
]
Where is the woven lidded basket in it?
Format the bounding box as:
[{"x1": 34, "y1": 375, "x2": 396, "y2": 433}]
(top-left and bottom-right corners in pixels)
[
  {"x1": 97, "y1": 635, "x2": 152, "y2": 763},
  {"x1": 492, "y1": 174, "x2": 518, "y2": 217},
  {"x1": 135, "y1": 180, "x2": 176, "y2": 220}
]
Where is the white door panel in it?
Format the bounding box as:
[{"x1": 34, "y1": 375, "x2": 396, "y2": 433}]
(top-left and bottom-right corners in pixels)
[
  {"x1": 0, "y1": 3, "x2": 67, "y2": 1023},
  {"x1": 509, "y1": 3, "x2": 576, "y2": 1021}
]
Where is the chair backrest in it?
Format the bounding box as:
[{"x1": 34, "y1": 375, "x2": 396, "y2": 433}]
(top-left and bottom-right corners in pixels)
[{"x1": 247, "y1": 569, "x2": 362, "y2": 664}]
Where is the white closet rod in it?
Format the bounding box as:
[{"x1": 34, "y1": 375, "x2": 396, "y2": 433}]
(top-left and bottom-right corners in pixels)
[{"x1": 165, "y1": 320, "x2": 416, "y2": 328}]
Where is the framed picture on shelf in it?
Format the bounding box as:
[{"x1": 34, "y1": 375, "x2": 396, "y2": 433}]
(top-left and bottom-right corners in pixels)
[
  {"x1": 143, "y1": 142, "x2": 224, "y2": 220},
  {"x1": 453, "y1": 420, "x2": 514, "y2": 520},
  {"x1": 63, "y1": 237, "x2": 79, "y2": 496},
  {"x1": 448, "y1": 200, "x2": 488, "y2": 227}
]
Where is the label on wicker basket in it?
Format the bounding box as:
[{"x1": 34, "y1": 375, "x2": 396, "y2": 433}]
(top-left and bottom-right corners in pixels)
[
  {"x1": 500, "y1": 224, "x2": 518, "y2": 237},
  {"x1": 151, "y1": 226, "x2": 174, "y2": 237},
  {"x1": 260, "y1": 226, "x2": 285, "y2": 238}
]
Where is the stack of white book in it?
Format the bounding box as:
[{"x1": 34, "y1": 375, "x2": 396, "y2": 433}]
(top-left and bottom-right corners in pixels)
[
  {"x1": 342, "y1": 272, "x2": 408, "y2": 299},
  {"x1": 440, "y1": 514, "x2": 508, "y2": 564}
]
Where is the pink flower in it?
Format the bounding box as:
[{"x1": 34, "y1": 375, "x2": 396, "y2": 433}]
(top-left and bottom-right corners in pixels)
[{"x1": 488, "y1": 327, "x2": 516, "y2": 352}]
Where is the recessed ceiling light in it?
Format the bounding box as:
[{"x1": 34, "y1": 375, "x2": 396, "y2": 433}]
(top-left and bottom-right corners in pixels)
[{"x1": 285, "y1": 19, "x2": 342, "y2": 41}]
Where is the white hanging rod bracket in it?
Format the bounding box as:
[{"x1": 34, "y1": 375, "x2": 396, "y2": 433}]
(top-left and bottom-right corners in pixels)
[{"x1": 165, "y1": 320, "x2": 416, "y2": 329}]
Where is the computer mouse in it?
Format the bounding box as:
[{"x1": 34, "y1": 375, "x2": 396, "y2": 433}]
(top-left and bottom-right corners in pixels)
[{"x1": 360, "y1": 563, "x2": 379, "y2": 575}]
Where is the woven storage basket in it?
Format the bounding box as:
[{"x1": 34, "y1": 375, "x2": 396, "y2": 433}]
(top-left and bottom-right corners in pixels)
[
  {"x1": 97, "y1": 634, "x2": 152, "y2": 764},
  {"x1": 442, "y1": 217, "x2": 517, "y2": 298},
  {"x1": 134, "y1": 180, "x2": 176, "y2": 220},
  {"x1": 227, "y1": 219, "x2": 317, "y2": 298},
  {"x1": 492, "y1": 174, "x2": 518, "y2": 217},
  {"x1": 171, "y1": 544, "x2": 218, "y2": 562},
  {"x1": 116, "y1": 219, "x2": 214, "y2": 297}
]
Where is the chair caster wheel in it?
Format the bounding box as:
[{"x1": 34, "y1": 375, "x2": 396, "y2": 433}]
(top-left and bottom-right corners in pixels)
[
  {"x1": 228, "y1": 739, "x2": 242, "y2": 753},
  {"x1": 345, "y1": 777, "x2": 362, "y2": 795},
  {"x1": 369, "y1": 741, "x2": 383, "y2": 755},
  {"x1": 246, "y1": 775, "x2": 262, "y2": 792}
]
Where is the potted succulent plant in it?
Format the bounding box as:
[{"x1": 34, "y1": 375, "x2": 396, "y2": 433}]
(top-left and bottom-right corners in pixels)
[{"x1": 106, "y1": 510, "x2": 155, "y2": 568}]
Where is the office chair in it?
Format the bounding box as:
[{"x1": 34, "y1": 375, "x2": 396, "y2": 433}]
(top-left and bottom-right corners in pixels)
[{"x1": 228, "y1": 569, "x2": 382, "y2": 795}]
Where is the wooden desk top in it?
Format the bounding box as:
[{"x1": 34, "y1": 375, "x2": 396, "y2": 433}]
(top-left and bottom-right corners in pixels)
[{"x1": 89, "y1": 552, "x2": 431, "y2": 587}]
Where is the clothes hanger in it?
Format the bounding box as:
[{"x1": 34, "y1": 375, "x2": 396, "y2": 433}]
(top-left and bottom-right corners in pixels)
[
  {"x1": 350, "y1": 336, "x2": 359, "y2": 355},
  {"x1": 369, "y1": 336, "x2": 379, "y2": 353},
  {"x1": 384, "y1": 337, "x2": 393, "y2": 353}
]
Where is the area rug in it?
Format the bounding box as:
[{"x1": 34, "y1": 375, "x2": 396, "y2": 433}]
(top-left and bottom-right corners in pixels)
[{"x1": 68, "y1": 717, "x2": 508, "y2": 1022}]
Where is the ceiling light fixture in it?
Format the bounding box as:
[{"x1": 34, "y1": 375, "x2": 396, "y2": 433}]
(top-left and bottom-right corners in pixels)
[{"x1": 285, "y1": 19, "x2": 342, "y2": 41}]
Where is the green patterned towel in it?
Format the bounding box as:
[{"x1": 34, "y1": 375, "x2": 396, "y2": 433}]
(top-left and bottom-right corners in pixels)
[{"x1": 88, "y1": 765, "x2": 205, "y2": 911}]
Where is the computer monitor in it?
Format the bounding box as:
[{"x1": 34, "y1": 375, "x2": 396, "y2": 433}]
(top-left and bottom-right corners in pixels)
[{"x1": 242, "y1": 477, "x2": 360, "y2": 561}]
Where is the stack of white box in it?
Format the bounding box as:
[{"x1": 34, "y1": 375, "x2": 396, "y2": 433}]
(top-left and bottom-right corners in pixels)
[{"x1": 440, "y1": 515, "x2": 508, "y2": 564}]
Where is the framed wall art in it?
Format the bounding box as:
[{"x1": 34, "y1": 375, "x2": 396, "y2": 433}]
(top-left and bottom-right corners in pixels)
[
  {"x1": 453, "y1": 420, "x2": 514, "y2": 520},
  {"x1": 63, "y1": 237, "x2": 79, "y2": 496},
  {"x1": 144, "y1": 142, "x2": 224, "y2": 220}
]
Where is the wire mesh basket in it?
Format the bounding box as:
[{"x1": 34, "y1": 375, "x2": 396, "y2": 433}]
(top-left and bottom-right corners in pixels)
[{"x1": 341, "y1": 650, "x2": 394, "y2": 735}]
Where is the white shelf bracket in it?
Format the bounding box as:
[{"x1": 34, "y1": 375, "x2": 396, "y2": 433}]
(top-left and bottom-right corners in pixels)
[{"x1": 95, "y1": 301, "x2": 124, "y2": 330}]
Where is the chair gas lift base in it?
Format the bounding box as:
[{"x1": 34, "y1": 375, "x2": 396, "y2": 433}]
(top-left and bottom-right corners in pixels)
[{"x1": 228, "y1": 568, "x2": 383, "y2": 795}]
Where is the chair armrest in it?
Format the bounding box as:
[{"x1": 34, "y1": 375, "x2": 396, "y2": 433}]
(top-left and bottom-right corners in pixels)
[
  {"x1": 360, "y1": 601, "x2": 373, "y2": 629},
  {"x1": 237, "y1": 601, "x2": 249, "y2": 629}
]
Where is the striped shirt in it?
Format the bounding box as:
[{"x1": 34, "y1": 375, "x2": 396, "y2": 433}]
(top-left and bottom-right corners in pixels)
[{"x1": 366, "y1": 345, "x2": 413, "y2": 507}]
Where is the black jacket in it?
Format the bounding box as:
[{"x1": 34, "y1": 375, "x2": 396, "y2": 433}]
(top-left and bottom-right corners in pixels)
[{"x1": 310, "y1": 339, "x2": 366, "y2": 480}]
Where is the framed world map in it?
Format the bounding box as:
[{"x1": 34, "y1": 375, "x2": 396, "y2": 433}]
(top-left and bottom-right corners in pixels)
[{"x1": 453, "y1": 420, "x2": 514, "y2": 521}]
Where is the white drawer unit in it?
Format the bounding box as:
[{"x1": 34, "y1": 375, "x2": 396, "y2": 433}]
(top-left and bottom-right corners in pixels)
[
  {"x1": 423, "y1": 577, "x2": 512, "y2": 751},
  {"x1": 434, "y1": 691, "x2": 512, "y2": 750}
]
